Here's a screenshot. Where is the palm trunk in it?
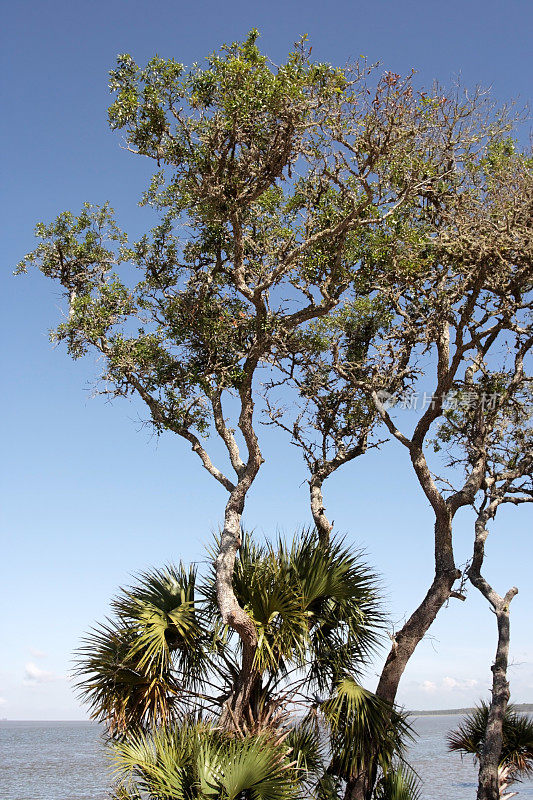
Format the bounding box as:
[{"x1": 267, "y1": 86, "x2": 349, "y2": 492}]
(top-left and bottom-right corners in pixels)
[{"x1": 344, "y1": 773, "x2": 371, "y2": 800}]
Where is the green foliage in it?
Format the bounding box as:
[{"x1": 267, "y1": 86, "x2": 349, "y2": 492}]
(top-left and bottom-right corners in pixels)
[
  {"x1": 19, "y1": 30, "x2": 516, "y2": 477},
  {"x1": 76, "y1": 531, "x2": 412, "y2": 797},
  {"x1": 105, "y1": 29, "x2": 342, "y2": 226},
  {"x1": 202, "y1": 530, "x2": 383, "y2": 685},
  {"x1": 112, "y1": 721, "x2": 299, "y2": 800},
  {"x1": 448, "y1": 701, "x2": 533, "y2": 777},
  {"x1": 374, "y1": 763, "x2": 421, "y2": 800},
  {"x1": 74, "y1": 619, "x2": 182, "y2": 735},
  {"x1": 74, "y1": 565, "x2": 207, "y2": 734},
  {"x1": 320, "y1": 677, "x2": 414, "y2": 780}
]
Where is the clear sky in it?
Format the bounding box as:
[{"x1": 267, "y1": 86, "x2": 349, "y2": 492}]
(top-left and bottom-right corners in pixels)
[{"x1": 1, "y1": 0, "x2": 532, "y2": 720}]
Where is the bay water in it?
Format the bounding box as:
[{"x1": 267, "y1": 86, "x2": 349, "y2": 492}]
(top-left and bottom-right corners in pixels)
[{"x1": 1, "y1": 717, "x2": 532, "y2": 800}]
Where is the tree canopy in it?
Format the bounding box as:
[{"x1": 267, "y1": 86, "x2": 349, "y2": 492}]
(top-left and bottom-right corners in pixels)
[{"x1": 18, "y1": 29, "x2": 532, "y2": 800}]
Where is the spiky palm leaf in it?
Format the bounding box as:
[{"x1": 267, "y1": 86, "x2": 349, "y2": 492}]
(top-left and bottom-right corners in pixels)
[
  {"x1": 447, "y1": 702, "x2": 533, "y2": 778},
  {"x1": 286, "y1": 531, "x2": 384, "y2": 690},
  {"x1": 113, "y1": 563, "x2": 207, "y2": 681},
  {"x1": 112, "y1": 722, "x2": 299, "y2": 800},
  {"x1": 374, "y1": 764, "x2": 422, "y2": 800},
  {"x1": 74, "y1": 620, "x2": 182, "y2": 734},
  {"x1": 112, "y1": 721, "x2": 200, "y2": 798},
  {"x1": 203, "y1": 534, "x2": 308, "y2": 676},
  {"x1": 284, "y1": 717, "x2": 325, "y2": 797},
  {"x1": 321, "y1": 677, "x2": 414, "y2": 780},
  {"x1": 75, "y1": 565, "x2": 209, "y2": 734},
  {"x1": 203, "y1": 529, "x2": 383, "y2": 693},
  {"x1": 285, "y1": 718, "x2": 324, "y2": 776}
]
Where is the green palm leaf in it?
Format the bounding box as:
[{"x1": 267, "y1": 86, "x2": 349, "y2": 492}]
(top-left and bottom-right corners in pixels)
[
  {"x1": 74, "y1": 620, "x2": 182, "y2": 734},
  {"x1": 114, "y1": 564, "x2": 206, "y2": 676},
  {"x1": 75, "y1": 564, "x2": 210, "y2": 734},
  {"x1": 287, "y1": 531, "x2": 384, "y2": 690},
  {"x1": 374, "y1": 764, "x2": 422, "y2": 800},
  {"x1": 321, "y1": 677, "x2": 414, "y2": 779},
  {"x1": 448, "y1": 701, "x2": 533, "y2": 777},
  {"x1": 112, "y1": 723, "x2": 298, "y2": 800},
  {"x1": 217, "y1": 735, "x2": 297, "y2": 800}
]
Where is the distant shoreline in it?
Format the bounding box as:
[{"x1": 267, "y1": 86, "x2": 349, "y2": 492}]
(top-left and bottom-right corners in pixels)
[
  {"x1": 409, "y1": 703, "x2": 533, "y2": 717},
  {"x1": 1, "y1": 703, "x2": 532, "y2": 723}
]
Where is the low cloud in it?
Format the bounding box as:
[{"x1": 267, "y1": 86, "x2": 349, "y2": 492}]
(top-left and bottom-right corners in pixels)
[
  {"x1": 443, "y1": 676, "x2": 478, "y2": 690},
  {"x1": 419, "y1": 676, "x2": 479, "y2": 694},
  {"x1": 23, "y1": 662, "x2": 57, "y2": 685}
]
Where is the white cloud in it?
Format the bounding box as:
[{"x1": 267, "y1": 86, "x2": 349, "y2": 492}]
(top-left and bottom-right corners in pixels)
[
  {"x1": 418, "y1": 676, "x2": 480, "y2": 695},
  {"x1": 29, "y1": 648, "x2": 47, "y2": 659},
  {"x1": 23, "y1": 662, "x2": 57, "y2": 685},
  {"x1": 0, "y1": 697, "x2": 6, "y2": 706},
  {"x1": 442, "y1": 676, "x2": 478, "y2": 691}
]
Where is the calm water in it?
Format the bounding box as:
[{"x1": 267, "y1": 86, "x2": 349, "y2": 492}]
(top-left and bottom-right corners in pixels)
[{"x1": 1, "y1": 717, "x2": 533, "y2": 799}]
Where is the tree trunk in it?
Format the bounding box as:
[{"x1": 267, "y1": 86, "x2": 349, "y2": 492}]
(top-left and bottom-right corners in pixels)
[
  {"x1": 375, "y1": 570, "x2": 458, "y2": 704},
  {"x1": 344, "y1": 773, "x2": 371, "y2": 800},
  {"x1": 474, "y1": 593, "x2": 517, "y2": 800},
  {"x1": 216, "y1": 489, "x2": 259, "y2": 729},
  {"x1": 352, "y1": 516, "x2": 460, "y2": 800},
  {"x1": 222, "y1": 639, "x2": 262, "y2": 729},
  {"x1": 468, "y1": 514, "x2": 518, "y2": 800},
  {"x1": 310, "y1": 477, "x2": 333, "y2": 544},
  {"x1": 476, "y1": 608, "x2": 511, "y2": 799}
]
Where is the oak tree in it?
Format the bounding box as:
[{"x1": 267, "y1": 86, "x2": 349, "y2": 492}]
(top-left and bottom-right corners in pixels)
[
  {"x1": 267, "y1": 127, "x2": 532, "y2": 799},
  {"x1": 18, "y1": 32, "x2": 466, "y2": 725}
]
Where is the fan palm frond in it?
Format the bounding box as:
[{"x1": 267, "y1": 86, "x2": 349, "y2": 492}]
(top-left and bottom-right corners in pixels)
[
  {"x1": 321, "y1": 677, "x2": 414, "y2": 779},
  {"x1": 447, "y1": 701, "x2": 533, "y2": 778},
  {"x1": 113, "y1": 563, "x2": 207, "y2": 681},
  {"x1": 287, "y1": 530, "x2": 384, "y2": 689},
  {"x1": 208, "y1": 733, "x2": 298, "y2": 800},
  {"x1": 74, "y1": 619, "x2": 182, "y2": 734},
  {"x1": 374, "y1": 763, "x2": 422, "y2": 800},
  {"x1": 112, "y1": 722, "x2": 299, "y2": 800},
  {"x1": 285, "y1": 717, "x2": 324, "y2": 776},
  {"x1": 74, "y1": 565, "x2": 210, "y2": 735},
  {"x1": 204, "y1": 529, "x2": 383, "y2": 692},
  {"x1": 112, "y1": 721, "x2": 200, "y2": 798}
]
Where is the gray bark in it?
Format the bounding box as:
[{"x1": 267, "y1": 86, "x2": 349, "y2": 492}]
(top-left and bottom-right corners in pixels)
[
  {"x1": 468, "y1": 516, "x2": 518, "y2": 800},
  {"x1": 310, "y1": 477, "x2": 333, "y2": 544},
  {"x1": 215, "y1": 485, "x2": 260, "y2": 726}
]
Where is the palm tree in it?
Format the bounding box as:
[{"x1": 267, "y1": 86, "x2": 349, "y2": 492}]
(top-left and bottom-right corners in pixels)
[
  {"x1": 448, "y1": 702, "x2": 533, "y2": 799},
  {"x1": 75, "y1": 530, "x2": 419, "y2": 798},
  {"x1": 74, "y1": 563, "x2": 208, "y2": 734},
  {"x1": 319, "y1": 677, "x2": 417, "y2": 800},
  {"x1": 110, "y1": 721, "x2": 300, "y2": 800}
]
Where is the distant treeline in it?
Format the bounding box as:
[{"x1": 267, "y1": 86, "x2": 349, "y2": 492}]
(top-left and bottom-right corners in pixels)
[{"x1": 410, "y1": 704, "x2": 533, "y2": 716}]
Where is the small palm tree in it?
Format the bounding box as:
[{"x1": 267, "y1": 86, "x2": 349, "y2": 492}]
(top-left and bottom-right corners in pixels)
[
  {"x1": 75, "y1": 530, "x2": 418, "y2": 798},
  {"x1": 111, "y1": 721, "x2": 300, "y2": 800},
  {"x1": 448, "y1": 702, "x2": 533, "y2": 798}
]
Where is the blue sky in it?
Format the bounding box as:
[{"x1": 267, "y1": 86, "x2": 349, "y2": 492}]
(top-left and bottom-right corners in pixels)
[{"x1": 1, "y1": 0, "x2": 532, "y2": 719}]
